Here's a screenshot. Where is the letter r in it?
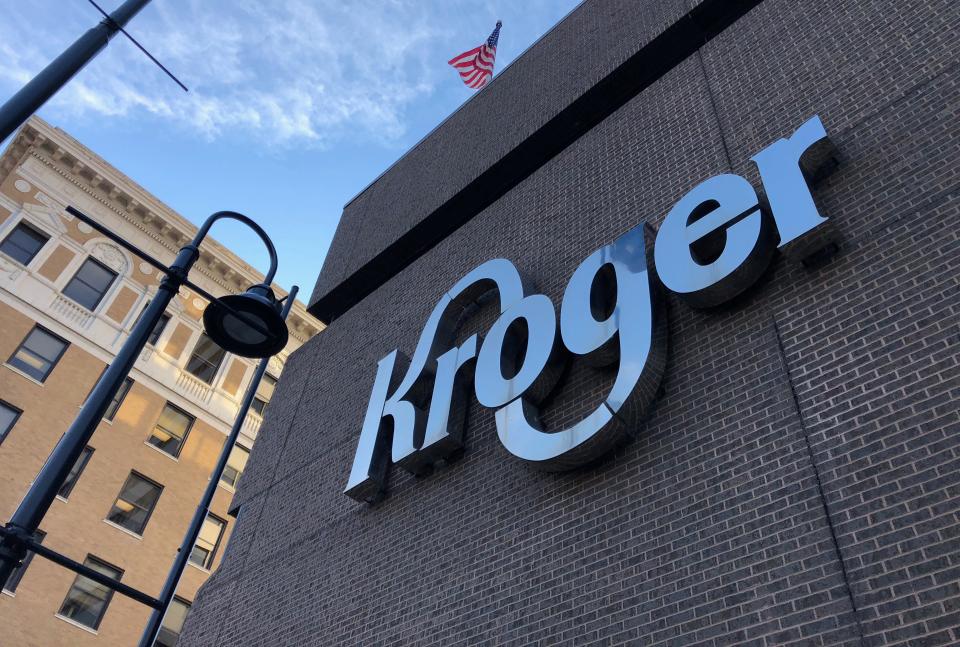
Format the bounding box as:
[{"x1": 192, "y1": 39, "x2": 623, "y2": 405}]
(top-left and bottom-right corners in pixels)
[{"x1": 751, "y1": 115, "x2": 835, "y2": 246}]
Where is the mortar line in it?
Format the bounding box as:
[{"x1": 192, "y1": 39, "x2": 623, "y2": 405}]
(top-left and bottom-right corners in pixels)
[
  {"x1": 206, "y1": 370, "x2": 313, "y2": 645},
  {"x1": 771, "y1": 315, "x2": 867, "y2": 646},
  {"x1": 695, "y1": 47, "x2": 733, "y2": 171}
]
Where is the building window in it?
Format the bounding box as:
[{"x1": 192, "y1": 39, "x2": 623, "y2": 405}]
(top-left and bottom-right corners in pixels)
[
  {"x1": 148, "y1": 403, "x2": 194, "y2": 458},
  {"x1": 251, "y1": 373, "x2": 277, "y2": 415},
  {"x1": 184, "y1": 333, "x2": 226, "y2": 384},
  {"x1": 0, "y1": 400, "x2": 22, "y2": 444},
  {"x1": 154, "y1": 597, "x2": 191, "y2": 647},
  {"x1": 57, "y1": 556, "x2": 122, "y2": 630},
  {"x1": 220, "y1": 444, "x2": 250, "y2": 488},
  {"x1": 104, "y1": 377, "x2": 133, "y2": 422},
  {"x1": 63, "y1": 257, "x2": 117, "y2": 310},
  {"x1": 148, "y1": 312, "x2": 171, "y2": 345},
  {"x1": 106, "y1": 472, "x2": 162, "y2": 536},
  {"x1": 3, "y1": 530, "x2": 45, "y2": 593},
  {"x1": 58, "y1": 446, "x2": 94, "y2": 499},
  {"x1": 189, "y1": 513, "x2": 225, "y2": 569},
  {"x1": 0, "y1": 222, "x2": 49, "y2": 265},
  {"x1": 134, "y1": 302, "x2": 171, "y2": 345},
  {"x1": 8, "y1": 325, "x2": 68, "y2": 382}
]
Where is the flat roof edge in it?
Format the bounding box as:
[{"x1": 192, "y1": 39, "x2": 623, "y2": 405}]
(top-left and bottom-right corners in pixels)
[{"x1": 309, "y1": 0, "x2": 765, "y2": 325}]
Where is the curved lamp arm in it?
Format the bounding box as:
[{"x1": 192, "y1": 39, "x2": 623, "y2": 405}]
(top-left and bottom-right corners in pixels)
[
  {"x1": 64, "y1": 205, "x2": 283, "y2": 341},
  {"x1": 193, "y1": 211, "x2": 279, "y2": 285},
  {"x1": 65, "y1": 205, "x2": 279, "y2": 287}
]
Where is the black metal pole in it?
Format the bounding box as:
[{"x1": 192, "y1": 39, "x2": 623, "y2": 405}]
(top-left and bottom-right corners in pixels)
[
  {"x1": 0, "y1": 243, "x2": 198, "y2": 590},
  {"x1": 65, "y1": 206, "x2": 280, "y2": 340},
  {"x1": 0, "y1": 203, "x2": 284, "y2": 593},
  {"x1": 137, "y1": 286, "x2": 298, "y2": 647},
  {"x1": 0, "y1": 0, "x2": 153, "y2": 143},
  {"x1": 193, "y1": 211, "x2": 279, "y2": 286},
  {"x1": 25, "y1": 533, "x2": 164, "y2": 609}
]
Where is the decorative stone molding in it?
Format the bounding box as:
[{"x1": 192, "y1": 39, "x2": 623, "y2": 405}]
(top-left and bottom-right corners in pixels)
[
  {"x1": 91, "y1": 242, "x2": 129, "y2": 274},
  {"x1": 0, "y1": 255, "x2": 24, "y2": 280},
  {"x1": 268, "y1": 356, "x2": 283, "y2": 376}
]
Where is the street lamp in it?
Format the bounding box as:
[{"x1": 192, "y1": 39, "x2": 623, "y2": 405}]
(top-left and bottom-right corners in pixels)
[
  {"x1": 204, "y1": 283, "x2": 288, "y2": 357},
  {"x1": 0, "y1": 205, "x2": 293, "y2": 644}
]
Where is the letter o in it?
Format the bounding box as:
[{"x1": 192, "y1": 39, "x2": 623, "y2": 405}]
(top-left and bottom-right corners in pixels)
[{"x1": 475, "y1": 294, "x2": 565, "y2": 408}]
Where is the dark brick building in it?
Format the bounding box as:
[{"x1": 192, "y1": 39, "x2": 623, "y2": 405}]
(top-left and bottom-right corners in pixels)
[{"x1": 181, "y1": 0, "x2": 960, "y2": 644}]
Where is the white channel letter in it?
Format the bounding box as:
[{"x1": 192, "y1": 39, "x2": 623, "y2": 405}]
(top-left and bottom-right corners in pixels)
[
  {"x1": 752, "y1": 114, "x2": 835, "y2": 247},
  {"x1": 344, "y1": 259, "x2": 530, "y2": 503},
  {"x1": 494, "y1": 223, "x2": 667, "y2": 470},
  {"x1": 654, "y1": 173, "x2": 776, "y2": 309}
]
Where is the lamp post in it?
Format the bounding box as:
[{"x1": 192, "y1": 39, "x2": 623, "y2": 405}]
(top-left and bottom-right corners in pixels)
[
  {"x1": 138, "y1": 284, "x2": 297, "y2": 647},
  {"x1": 0, "y1": 0, "x2": 154, "y2": 144},
  {"x1": 0, "y1": 206, "x2": 290, "y2": 599}
]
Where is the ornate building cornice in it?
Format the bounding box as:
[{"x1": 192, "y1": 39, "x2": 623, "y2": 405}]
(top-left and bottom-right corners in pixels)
[{"x1": 0, "y1": 117, "x2": 322, "y2": 343}]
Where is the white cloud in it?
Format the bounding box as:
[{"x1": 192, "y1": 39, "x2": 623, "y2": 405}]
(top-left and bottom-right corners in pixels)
[{"x1": 0, "y1": 0, "x2": 444, "y2": 148}]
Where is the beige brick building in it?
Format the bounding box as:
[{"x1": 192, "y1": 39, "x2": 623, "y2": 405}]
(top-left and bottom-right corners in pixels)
[{"x1": 0, "y1": 117, "x2": 321, "y2": 646}]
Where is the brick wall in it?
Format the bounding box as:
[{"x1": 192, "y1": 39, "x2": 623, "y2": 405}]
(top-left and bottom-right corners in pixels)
[{"x1": 181, "y1": 0, "x2": 960, "y2": 644}]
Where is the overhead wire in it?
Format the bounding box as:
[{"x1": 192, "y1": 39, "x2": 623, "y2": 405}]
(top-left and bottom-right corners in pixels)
[{"x1": 85, "y1": 0, "x2": 189, "y2": 92}]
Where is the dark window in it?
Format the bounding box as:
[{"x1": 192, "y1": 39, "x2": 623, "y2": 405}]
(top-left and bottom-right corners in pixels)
[
  {"x1": 106, "y1": 472, "x2": 162, "y2": 535},
  {"x1": 154, "y1": 597, "x2": 191, "y2": 647},
  {"x1": 58, "y1": 446, "x2": 94, "y2": 499},
  {"x1": 148, "y1": 403, "x2": 194, "y2": 458},
  {"x1": 149, "y1": 312, "x2": 171, "y2": 345},
  {"x1": 220, "y1": 444, "x2": 250, "y2": 488},
  {"x1": 3, "y1": 530, "x2": 45, "y2": 593},
  {"x1": 189, "y1": 514, "x2": 225, "y2": 569},
  {"x1": 251, "y1": 373, "x2": 277, "y2": 415},
  {"x1": 104, "y1": 378, "x2": 133, "y2": 422},
  {"x1": 0, "y1": 400, "x2": 22, "y2": 444},
  {"x1": 134, "y1": 302, "x2": 171, "y2": 345},
  {"x1": 0, "y1": 222, "x2": 49, "y2": 265},
  {"x1": 8, "y1": 326, "x2": 68, "y2": 382},
  {"x1": 63, "y1": 257, "x2": 117, "y2": 310},
  {"x1": 184, "y1": 333, "x2": 226, "y2": 384},
  {"x1": 57, "y1": 556, "x2": 122, "y2": 630}
]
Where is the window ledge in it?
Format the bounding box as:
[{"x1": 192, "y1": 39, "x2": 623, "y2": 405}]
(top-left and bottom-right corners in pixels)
[
  {"x1": 74, "y1": 406, "x2": 114, "y2": 426},
  {"x1": 147, "y1": 344, "x2": 172, "y2": 360},
  {"x1": 1, "y1": 589, "x2": 15, "y2": 598},
  {"x1": 186, "y1": 561, "x2": 211, "y2": 575},
  {"x1": 217, "y1": 481, "x2": 236, "y2": 494},
  {"x1": 54, "y1": 614, "x2": 99, "y2": 635},
  {"x1": 143, "y1": 441, "x2": 179, "y2": 462},
  {"x1": 102, "y1": 519, "x2": 144, "y2": 541},
  {"x1": 0, "y1": 252, "x2": 27, "y2": 269},
  {"x1": 3, "y1": 363, "x2": 46, "y2": 386},
  {"x1": 55, "y1": 495, "x2": 69, "y2": 503}
]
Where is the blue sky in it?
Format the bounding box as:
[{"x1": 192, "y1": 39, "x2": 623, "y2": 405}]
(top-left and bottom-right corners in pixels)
[{"x1": 0, "y1": 0, "x2": 581, "y2": 297}]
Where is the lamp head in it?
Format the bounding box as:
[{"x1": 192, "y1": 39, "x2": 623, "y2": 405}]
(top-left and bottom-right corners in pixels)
[{"x1": 202, "y1": 284, "x2": 288, "y2": 358}]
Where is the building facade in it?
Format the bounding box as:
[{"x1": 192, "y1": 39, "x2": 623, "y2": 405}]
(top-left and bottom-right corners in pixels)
[
  {"x1": 183, "y1": 0, "x2": 958, "y2": 645},
  {"x1": 0, "y1": 117, "x2": 321, "y2": 646}
]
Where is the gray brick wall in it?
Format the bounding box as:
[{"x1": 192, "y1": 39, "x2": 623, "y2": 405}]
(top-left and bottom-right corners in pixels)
[
  {"x1": 181, "y1": 0, "x2": 960, "y2": 644},
  {"x1": 310, "y1": 0, "x2": 691, "y2": 307}
]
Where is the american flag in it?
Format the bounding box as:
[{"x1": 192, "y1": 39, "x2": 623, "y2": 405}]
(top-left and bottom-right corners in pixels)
[{"x1": 448, "y1": 21, "x2": 501, "y2": 90}]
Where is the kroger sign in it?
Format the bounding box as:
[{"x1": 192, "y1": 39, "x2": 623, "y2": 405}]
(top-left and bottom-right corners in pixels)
[{"x1": 346, "y1": 115, "x2": 837, "y2": 503}]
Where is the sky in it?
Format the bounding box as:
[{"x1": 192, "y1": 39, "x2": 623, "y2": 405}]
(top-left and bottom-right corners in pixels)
[{"x1": 0, "y1": 0, "x2": 581, "y2": 297}]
